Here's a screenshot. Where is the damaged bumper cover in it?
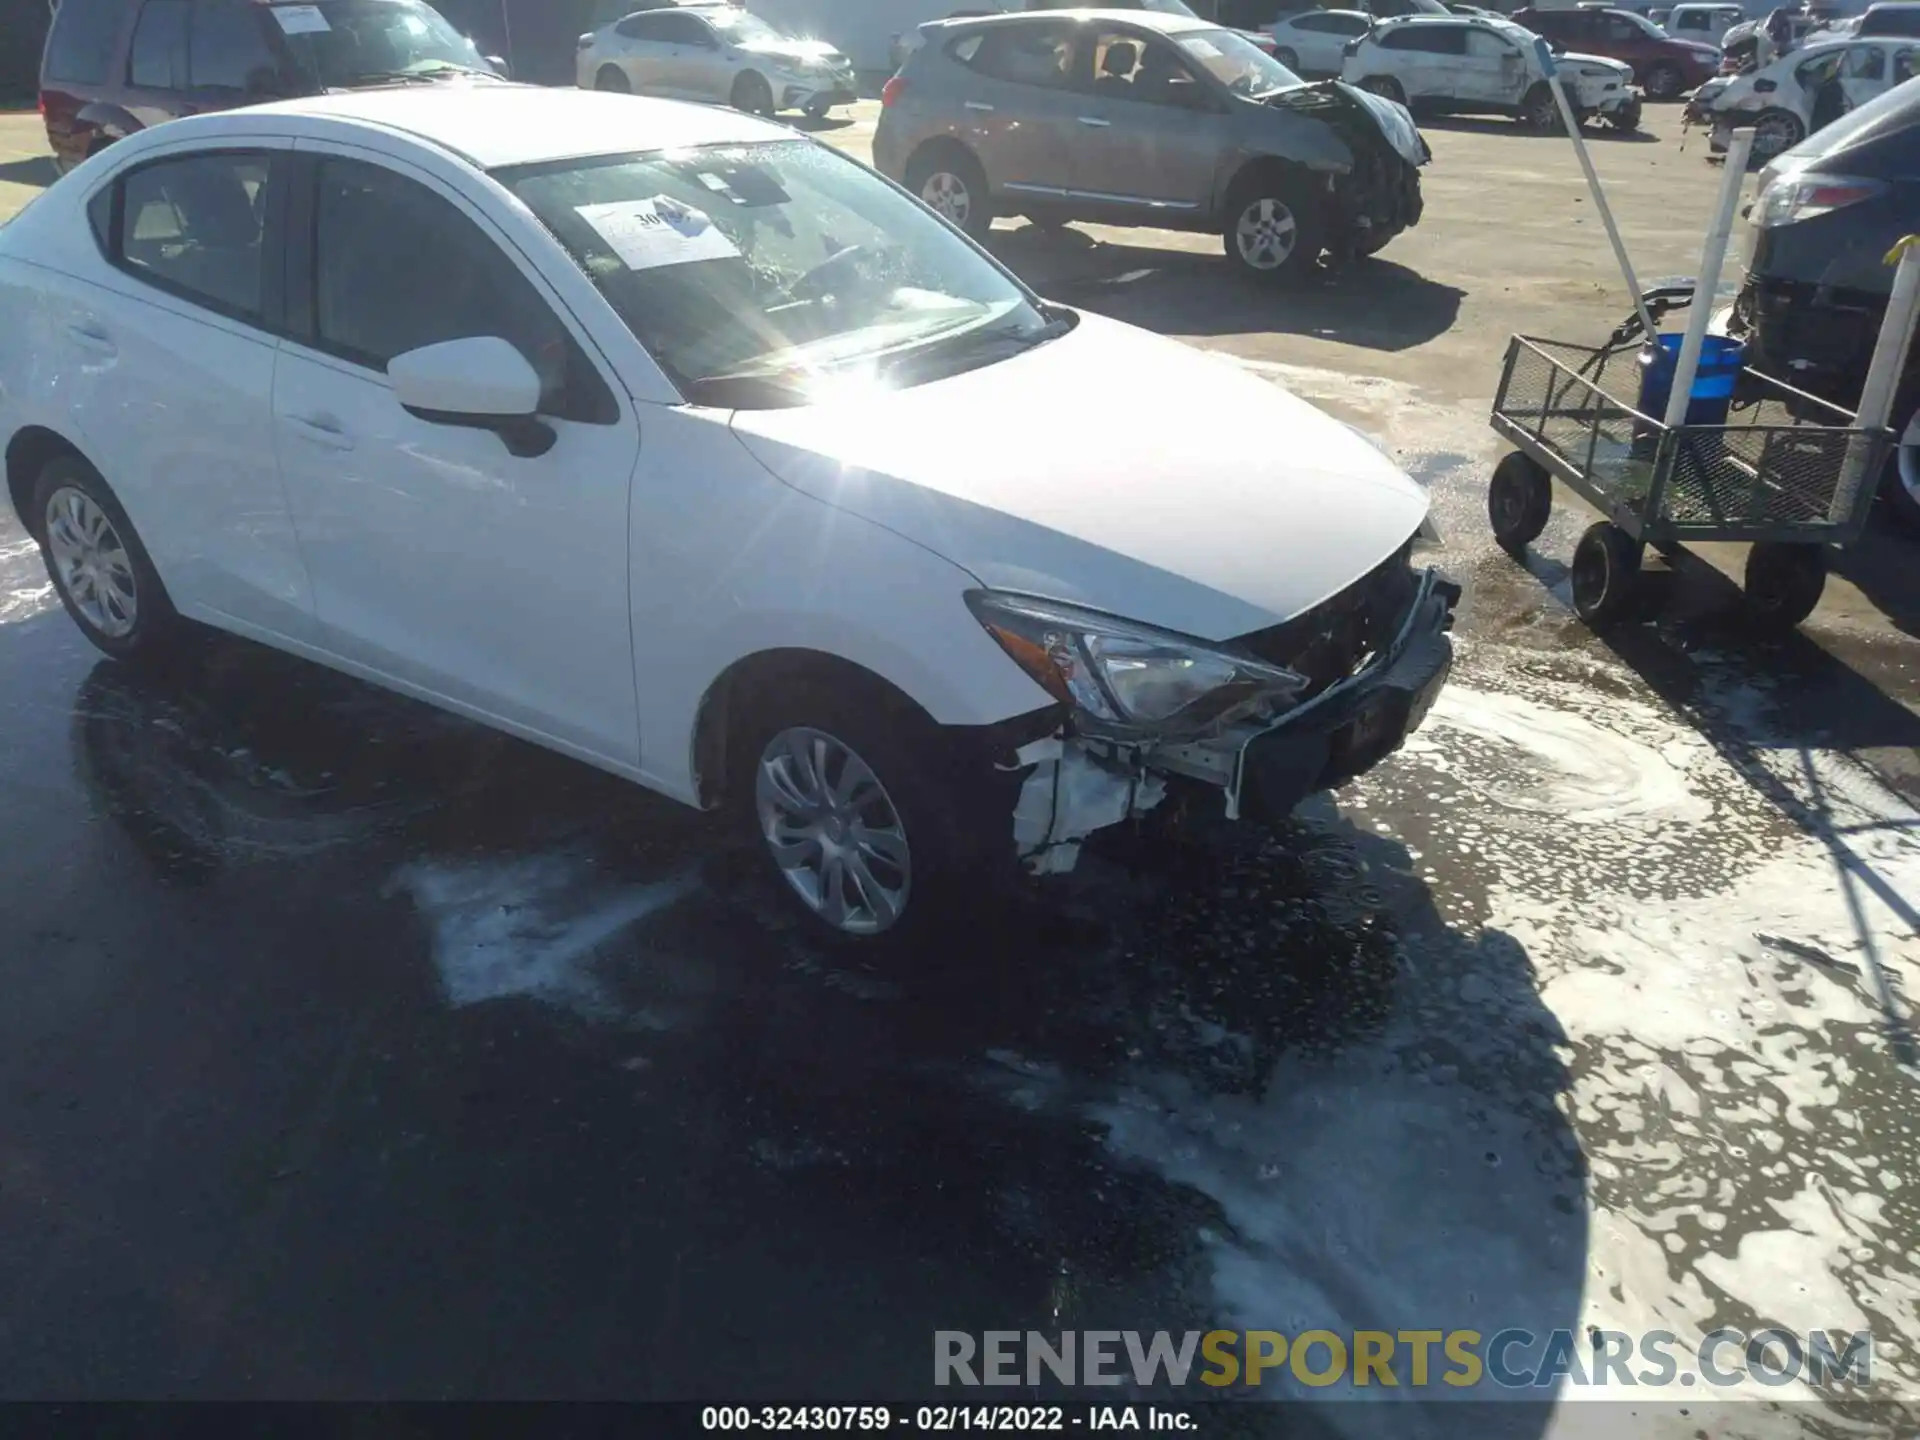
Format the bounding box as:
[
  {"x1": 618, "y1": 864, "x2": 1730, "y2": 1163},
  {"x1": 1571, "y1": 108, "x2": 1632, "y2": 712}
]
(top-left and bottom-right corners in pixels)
[
  {"x1": 1270, "y1": 81, "x2": 1428, "y2": 256},
  {"x1": 1009, "y1": 566, "x2": 1460, "y2": 874}
]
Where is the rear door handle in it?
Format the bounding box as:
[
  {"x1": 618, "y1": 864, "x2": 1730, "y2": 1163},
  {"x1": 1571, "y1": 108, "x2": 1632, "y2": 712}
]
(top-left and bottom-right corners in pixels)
[
  {"x1": 964, "y1": 100, "x2": 994, "y2": 112},
  {"x1": 1077, "y1": 116, "x2": 1111, "y2": 127},
  {"x1": 66, "y1": 320, "x2": 115, "y2": 355},
  {"x1": 285, "y1": 414, "x2": 356, "y2": 451}
]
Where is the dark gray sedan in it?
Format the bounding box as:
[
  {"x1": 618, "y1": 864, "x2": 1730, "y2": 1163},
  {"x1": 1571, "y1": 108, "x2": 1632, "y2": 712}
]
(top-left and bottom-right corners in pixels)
[{"x1": 873, "y1": 8, "x2": 1429, "y2": 282}]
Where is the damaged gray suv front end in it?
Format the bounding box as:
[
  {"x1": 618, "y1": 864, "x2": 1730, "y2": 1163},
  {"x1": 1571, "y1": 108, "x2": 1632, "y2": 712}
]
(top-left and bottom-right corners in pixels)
[{"x1": 974, "y1": 539, "x2": 1460, "y2": 874}]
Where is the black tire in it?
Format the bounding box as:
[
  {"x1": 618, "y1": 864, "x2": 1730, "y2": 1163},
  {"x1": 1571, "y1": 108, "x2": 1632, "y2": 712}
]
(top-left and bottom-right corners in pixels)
[
  {"x1": 905, "y1": 143, "x2": 993, "y2": 241},
  {"x1": 1642, "y1": 61, "x2": 1684, "y2": 100},
  {"x1": 732, "y1": 70, "x2": 775, "y2": 115},
  {"x1": 1883, "y1": 412, "x2": 1920, "y2": 536},
  {"x1": 594, "y1": 65, "x2": 630, "y2": 93},
  {"x1": 804, "y1": 98, "x2": 832, "y2": 120},
  {"x1": 1360, "y1": 75, "x2": 1406, "y2": 105},
  {"x1": 1520, "y1": 82, "x2": 1564, "y2": 131},
  {"x1": 1222, "y1": 168, "x2": 1326, "y2": 285},
  {"x1": 1750, "y1": 107, "x2": 1805, "y2": 158},
  {"x1": 1744, "y1": 542, "x2": 1826, "y2": 630},
  {"x1": 1489, "y1": 451, "x2": 1553, "y2": 553},
  {"x1": 1570, "y1": 521, "x2": 1643, "y2": 627},
  {"x1": 1275, "y1": 46, "x2": 1300, "y2": 71},
  {"x1": 732, "y1": 681, "x2": 980, "y2": 956},
  {"x1": 31, "y1": 452, "x2": 184, "y2": 666}
]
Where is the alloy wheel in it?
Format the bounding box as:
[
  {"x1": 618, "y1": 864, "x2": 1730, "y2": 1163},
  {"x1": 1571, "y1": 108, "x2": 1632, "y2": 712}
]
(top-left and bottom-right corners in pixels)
[
  {"x1": 1235, "y1": 198, "x2": 1298, "y2": 272},
  {"x1": 1752, "y1": 112, "x2": 1802, "y2": 156},
  {"x1": 921, "y1": 172, "x2": 972, "y2": 228},
  {"x1": 755, "y1": 726, "x2": 912, "y2": 936},
  {"x1": 45, "y1": 486, "x2": 138, "y2": 639}
]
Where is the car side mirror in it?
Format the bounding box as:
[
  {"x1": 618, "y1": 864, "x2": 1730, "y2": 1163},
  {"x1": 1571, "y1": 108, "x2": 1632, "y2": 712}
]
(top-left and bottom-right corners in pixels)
[
  {"x1": 389, "y1": 337, "x2": 556, "y2": 458},
  {"x1": 485, "y1": 54, "x2": 511, "y2": 77}
]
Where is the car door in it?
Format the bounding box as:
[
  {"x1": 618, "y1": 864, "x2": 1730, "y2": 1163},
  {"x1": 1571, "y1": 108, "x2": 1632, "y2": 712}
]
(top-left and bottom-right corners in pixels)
[
  {"x1": 1061, "y1": 26, "x2": 1223, "y2": 209},
  {"x1": 654, "y1": 10, "x2": 730, "y2": 101},
  {"x1": 1461, "y1": 23, "x2": 1528, "y2": 99},
  {"x1": 45, "y1": 142, "x2": 317, "y2": 640},
  {"x1": 1402, "y1": 22, "x2": 1473, "y2": 100},
  {"x1": 1840, "y1": 40, "x2": 1892, "y2": 103},
  {"x1": 945, "y1": 21, "x2": 1083, "y2": 201},
  {"x1": 271, "y1": 150, "x2": 643, "y2": 767}
]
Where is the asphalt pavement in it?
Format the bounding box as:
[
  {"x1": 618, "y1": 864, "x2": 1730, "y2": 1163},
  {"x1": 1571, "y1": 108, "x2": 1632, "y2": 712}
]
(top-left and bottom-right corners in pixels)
[{"x1": 1, "y1": 103, "x2": 1919, "y2": 1431}]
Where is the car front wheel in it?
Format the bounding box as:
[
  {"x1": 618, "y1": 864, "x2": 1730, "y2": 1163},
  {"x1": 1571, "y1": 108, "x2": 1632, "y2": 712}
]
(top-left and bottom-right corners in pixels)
[
  {"x1": 33, "y1": 453, "x2": 182, "y2": 665},
  {"x1": 739, "y1": 685, "x2": 978, "y2": 951},
  {"x1": 1643, "y1": 61, "x2": 1684, "y2": 99},
  {"x1": 1224, "y1": 174, "x2": 1324, "y2": 284}
]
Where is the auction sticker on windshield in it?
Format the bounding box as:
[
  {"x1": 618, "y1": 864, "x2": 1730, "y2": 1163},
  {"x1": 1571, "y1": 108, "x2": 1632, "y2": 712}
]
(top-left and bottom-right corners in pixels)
[
  {"x1": 576, "y1": 197, "x2": 741, "y2": 270},
  {"x1": 270, "y1": 4, "x2": 332, "y2": 34}
]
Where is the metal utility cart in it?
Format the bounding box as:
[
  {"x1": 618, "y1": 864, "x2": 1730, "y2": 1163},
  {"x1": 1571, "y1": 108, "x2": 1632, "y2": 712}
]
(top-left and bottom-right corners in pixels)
[{"x1": 1485, "y1": 292, "x2": 1891, "y2": 630}]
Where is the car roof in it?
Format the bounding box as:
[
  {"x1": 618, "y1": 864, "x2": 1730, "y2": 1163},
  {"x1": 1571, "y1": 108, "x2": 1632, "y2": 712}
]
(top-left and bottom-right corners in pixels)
[
  {"x1": 940, "y1": 8, "x2": 1219, "y2": 35},
  {"x1": 226, "y1": 85, "x2": 791, "y2": 170}
]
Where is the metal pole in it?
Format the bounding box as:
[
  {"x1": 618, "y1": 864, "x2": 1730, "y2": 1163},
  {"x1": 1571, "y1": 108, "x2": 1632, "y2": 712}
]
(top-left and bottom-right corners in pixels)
[
  {"x1": 1833, "y1": 236, "x2": 1920, "y2": 522},
  {"x1": 1662, "y1": 128, "x2": 1754, "y2": 428},
  {"x1": 1534, "y1": 38, "x2": 1657, "y2": 342}
]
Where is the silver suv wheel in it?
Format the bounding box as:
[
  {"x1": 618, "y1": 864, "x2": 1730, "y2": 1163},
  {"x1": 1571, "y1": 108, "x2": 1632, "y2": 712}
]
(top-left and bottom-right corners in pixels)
[
  {"x1": 1234, "y1": 197, "x2": 1299, "y2": 271},
  {"x1": 921, "y1": 171, "x2": 973, "y2": 228}
]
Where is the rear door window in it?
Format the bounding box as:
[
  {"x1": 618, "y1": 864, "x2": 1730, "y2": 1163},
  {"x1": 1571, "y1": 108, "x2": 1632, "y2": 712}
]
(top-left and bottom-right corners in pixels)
[
  {"x1": 112, "y1": 151, "x2": 274, "y2": 323},
  {"x1": 129, "y1": 0, "x2": 190, "y2": 89},
  {"x1": 44, "y1": 0, "x2": 126, "y2": 84},
  {"x1": 1384, "y1": 22, "x2": 1467, "y2": 49},
  {"x1": 188, "y1": 0, "x2": 279, "y2": 91},
  {"x1": 954, "y1": 22, "x2": 1079, "y2": 87}
]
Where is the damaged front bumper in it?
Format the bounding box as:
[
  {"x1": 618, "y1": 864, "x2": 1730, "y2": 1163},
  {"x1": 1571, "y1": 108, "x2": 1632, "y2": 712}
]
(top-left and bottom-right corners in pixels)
[
  {"x1": 1009, "y1": 566, "x2": 1460, "y2": 874},
  {"x1": 1594, "y1": 87, "x2": 1645, "y2": 127}
]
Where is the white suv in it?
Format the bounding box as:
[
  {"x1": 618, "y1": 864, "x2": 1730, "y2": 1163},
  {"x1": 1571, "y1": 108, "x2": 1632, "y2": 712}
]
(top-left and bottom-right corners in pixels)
[{"x1": 1342, "y1": 15, "x2": 1644, "y2": 130}]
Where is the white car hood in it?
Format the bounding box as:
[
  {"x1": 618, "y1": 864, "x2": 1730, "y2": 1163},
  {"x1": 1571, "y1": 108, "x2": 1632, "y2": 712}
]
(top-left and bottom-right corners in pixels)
[{"x1": 728, "y1": 314, "x2": 1430, "y2": 642}]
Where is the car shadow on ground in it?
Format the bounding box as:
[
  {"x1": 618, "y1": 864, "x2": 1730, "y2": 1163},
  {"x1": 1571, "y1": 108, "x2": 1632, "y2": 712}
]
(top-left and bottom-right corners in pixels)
[
  {"x1": 1413, "y1": 113, "x2": 1660, "y2": 142},
  {"x1": 989, "y1": 227, "x2": 1465, "y2": 352},
  {"x1": 786, "y1": 113, "x2": 856, "y2": 135},
  {"x1": 19, "y1": 628, "x2": 1588, "y2": 1413},
  {"x1": 0, "y1": 156, "x2": 54, "y2": 189}
]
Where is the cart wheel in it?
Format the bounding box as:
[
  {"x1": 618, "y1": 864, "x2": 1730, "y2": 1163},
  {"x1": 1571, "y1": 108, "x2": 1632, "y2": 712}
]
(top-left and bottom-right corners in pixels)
[
  {"x1": 1744, "y1": 542, "x2": 1826, "y2": 631},
  {"x1": 1570, "y1": 522, "x2": 1643, "y2": 628},
  {"x1": 1488, "y1": 452, "x2": 1552, "y2": 554}
]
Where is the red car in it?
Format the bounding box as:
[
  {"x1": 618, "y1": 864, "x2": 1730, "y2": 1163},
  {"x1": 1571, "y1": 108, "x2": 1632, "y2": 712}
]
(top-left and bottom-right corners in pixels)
[{"x1": 1511, "y1": 6, "x2": 1723, "y2": 98}]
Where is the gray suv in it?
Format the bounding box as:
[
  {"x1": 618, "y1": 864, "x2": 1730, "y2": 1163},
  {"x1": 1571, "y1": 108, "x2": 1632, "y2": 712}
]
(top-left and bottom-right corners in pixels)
[{"x1": 873, "y1": 9, "x2": 1429, "y2": 281}]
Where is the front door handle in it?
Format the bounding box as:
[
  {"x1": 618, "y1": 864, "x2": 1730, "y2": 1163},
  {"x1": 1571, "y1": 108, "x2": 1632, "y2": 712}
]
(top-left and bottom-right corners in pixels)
[
  {"x1": 964, "y1": 100, "x2": 995, "y2": 112},
  {"x1": 285, "y1": 414, "x2": 356, "y2": 451},
  {"x1": 1077, "y1": 115, "x2": 1112, "y2": 127}
]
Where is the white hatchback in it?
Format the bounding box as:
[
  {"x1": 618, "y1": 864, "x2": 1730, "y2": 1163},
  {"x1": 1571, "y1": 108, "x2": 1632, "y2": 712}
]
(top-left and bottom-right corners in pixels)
[{"x1": 0, "y1": 86, "x2": 1456, "y2": 950}]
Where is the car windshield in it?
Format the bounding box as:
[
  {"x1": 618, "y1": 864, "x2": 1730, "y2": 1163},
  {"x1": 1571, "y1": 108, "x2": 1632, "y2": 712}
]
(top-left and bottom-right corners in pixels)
[
  {"x1": 496, "y1": 140, "x2": 1061, "y2": 408},
  {"x1": 1175, "y1": 28, "x2": 1303, "y2": 94},
  {"x1": 705, "y1": 10, "x2": 794, "y2": 46},
  {"x1": 281, "y1": 0, "x2": 494, "y2": 84}
]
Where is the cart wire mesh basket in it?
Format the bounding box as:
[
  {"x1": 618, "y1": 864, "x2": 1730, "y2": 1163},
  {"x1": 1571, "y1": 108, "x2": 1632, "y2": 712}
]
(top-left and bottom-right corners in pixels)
[{"x1": 1491, "y1": 335, "x2": 1890, "y2": 545}]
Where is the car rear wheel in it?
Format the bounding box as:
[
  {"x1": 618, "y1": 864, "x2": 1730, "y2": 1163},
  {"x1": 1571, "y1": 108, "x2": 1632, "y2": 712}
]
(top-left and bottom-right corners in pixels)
[
  {"x1": 1643, "y1": 61, "x2": 1684, "y2": 99},
  {"x1": 1359, "y1": 75, "x2": 1406, "y2": 105},
  {"x1": 1224, "y1": 172, "x2": 1324, "y2": 285},
  {"x1": 1884, "y1": 408, "x2": 1920, "y2": 536},
  {"x1": 33, "y1": 454, "x2": 183, "y2": 665},
  {"x1": 1751, "y1": 107, "x2": 1805, "y2": 158},
  {"x1": 594, "y1": 65, "x2": 630, "y2": 93},
  {"x1": 906, "y1": 145, "x2": 992, "y2": 241},
  {"x1": 732, "y1": 70, "x2": 775, "y2": 115},
  {"x1": 1274, "y1": 46, "x2": 1300, "y2": 70}
]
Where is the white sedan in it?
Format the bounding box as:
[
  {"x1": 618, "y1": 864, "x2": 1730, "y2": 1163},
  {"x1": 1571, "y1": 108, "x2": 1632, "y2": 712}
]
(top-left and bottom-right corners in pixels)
[
  {"x1": 577, "y1": 5, "x2": 857, "y2": 118},
  {"x1": 0, "y1": 87, "x2": 1456, "y2": 951},
  {"x1": 1269, "y1": 9, "x2": 1377, "y2": 77},
  {"x1": 1700, "y1": 36, "x2": 1919, "y2": 156}
]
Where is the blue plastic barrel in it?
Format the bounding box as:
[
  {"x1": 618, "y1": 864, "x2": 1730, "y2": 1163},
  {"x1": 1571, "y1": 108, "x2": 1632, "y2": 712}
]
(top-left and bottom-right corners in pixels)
[{"x1": 1637, "y1": 334, "x2": 1744, "y2": 426}]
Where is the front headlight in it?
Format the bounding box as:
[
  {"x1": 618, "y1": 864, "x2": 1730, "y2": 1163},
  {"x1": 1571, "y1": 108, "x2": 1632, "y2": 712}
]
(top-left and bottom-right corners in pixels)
[{"x1": 967, "y1": 592, "x2": 1309, "y2": 737}]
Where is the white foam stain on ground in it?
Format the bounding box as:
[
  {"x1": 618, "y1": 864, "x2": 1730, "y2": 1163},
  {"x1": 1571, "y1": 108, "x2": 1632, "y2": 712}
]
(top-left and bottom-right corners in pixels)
[
  {"x1": 0, "y1": 535, "x2": 53, "y2": 625},
  {"x1": 390, "y1": 853, "x2": 697, "y2": 1019},
  {"x1": 993, "y1": 647, "x2": 1920, "y2": 1427}
]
